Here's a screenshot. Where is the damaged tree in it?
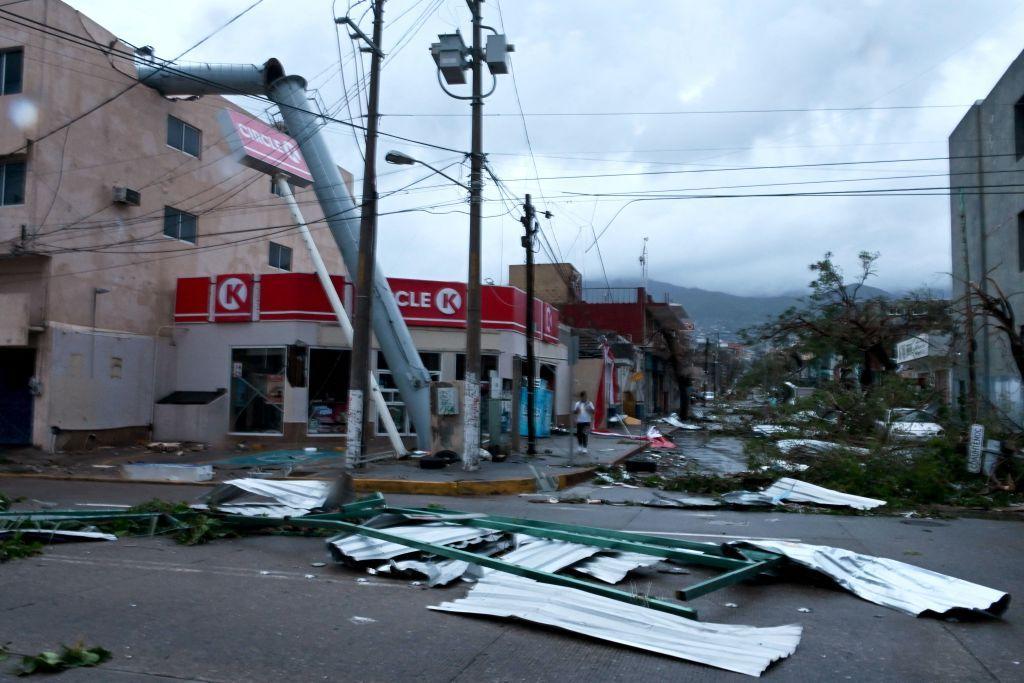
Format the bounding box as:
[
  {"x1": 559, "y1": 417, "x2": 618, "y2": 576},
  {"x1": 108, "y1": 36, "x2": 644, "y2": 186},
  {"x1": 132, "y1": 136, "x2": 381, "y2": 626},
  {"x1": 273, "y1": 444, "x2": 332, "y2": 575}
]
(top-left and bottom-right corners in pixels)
[{"x1": 755, "y1": 251, "x2": 949, "y2": 388}]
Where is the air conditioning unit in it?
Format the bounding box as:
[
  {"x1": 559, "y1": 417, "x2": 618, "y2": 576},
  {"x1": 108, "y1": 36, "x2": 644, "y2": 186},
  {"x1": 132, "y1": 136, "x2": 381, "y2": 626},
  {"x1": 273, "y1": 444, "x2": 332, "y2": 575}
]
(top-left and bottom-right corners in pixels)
[{"x1": 112, "y1": 186, "x2": 141, "y2": 206}]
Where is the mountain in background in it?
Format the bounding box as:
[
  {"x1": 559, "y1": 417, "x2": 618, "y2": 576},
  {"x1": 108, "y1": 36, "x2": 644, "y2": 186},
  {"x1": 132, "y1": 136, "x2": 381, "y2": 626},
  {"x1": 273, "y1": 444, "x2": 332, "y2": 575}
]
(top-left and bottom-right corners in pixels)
[{"x1": 603, "y1": 278, "x2": 893, "y2": 339}]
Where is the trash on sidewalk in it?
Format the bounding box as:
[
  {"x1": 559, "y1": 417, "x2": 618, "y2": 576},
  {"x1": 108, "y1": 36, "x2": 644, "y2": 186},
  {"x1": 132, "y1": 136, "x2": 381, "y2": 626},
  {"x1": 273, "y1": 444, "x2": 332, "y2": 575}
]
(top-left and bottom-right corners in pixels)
[
  {"x1": 756, "y1": 460, "x2": 810, "y2": 473},
  {"x1": 752, "y1": 425, "x2": 793, "y2": 437},
  {"x1": 730, "y1": 539, "x2": 1011, "y2": 618},
  {"x1": 720, "y1": 477, "x2": 885, "y2": 511},
  {"x1": 121, "y1": 463, "x2": 213, "y2": 482},
  {"x1": 659, "y1": 413, "x2": 703, "y2": 430},
  {"x1": 428, "y1": 572, "x2": 802, "y2": 677},
  {"x1": 146, "y1": 441, "x2": 182, "y2": 452}
]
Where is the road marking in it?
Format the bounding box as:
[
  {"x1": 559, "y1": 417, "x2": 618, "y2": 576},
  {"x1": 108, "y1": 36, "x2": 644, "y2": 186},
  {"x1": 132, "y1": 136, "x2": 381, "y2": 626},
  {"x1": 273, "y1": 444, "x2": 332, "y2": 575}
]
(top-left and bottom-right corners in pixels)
[
  {"x1": 35, "y1": 555, "x2": 406, "y2": 588},
  {"x1": 627, "y1": 531, "x2": 803, "y2": 542}
]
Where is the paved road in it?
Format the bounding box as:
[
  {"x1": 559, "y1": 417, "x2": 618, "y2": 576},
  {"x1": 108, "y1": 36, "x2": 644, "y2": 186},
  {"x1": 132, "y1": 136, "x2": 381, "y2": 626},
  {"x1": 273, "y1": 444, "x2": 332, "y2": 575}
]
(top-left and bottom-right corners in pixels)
[{"x1": 1, "y1": 478, "x2": 1022, "y2": 682}]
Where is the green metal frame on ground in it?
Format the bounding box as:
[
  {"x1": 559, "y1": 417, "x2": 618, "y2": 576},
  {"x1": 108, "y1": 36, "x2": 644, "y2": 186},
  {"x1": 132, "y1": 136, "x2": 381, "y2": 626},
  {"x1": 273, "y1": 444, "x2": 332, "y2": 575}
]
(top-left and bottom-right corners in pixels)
[{"x1": 1, "y1": 493, "x2": 785, "y2": 621}]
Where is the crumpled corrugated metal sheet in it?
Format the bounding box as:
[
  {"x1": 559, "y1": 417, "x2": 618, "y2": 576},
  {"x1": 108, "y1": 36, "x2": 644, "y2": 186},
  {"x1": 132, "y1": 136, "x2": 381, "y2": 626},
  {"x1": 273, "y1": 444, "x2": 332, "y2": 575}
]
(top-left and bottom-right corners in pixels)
[
  {"x1": 381, "y1": 559, "x2": 471, "y2": 586},
  {"x1": 488, "y1": 534, "x2": 602, "y2": 573},
  {"x1": 430, "y1": 572, "x2": 802, "y2": 677},
  {"x1": 199, "y1": 479, "x2": 333, "y2": 516},
  {"x1": 573, "y1": 551, "x2": 663, "y2": 584},
  {"x1": 191, "y1": 503, "x2": 312, "y2": 518},
  {"x1": 776, "y1": 439, "x2": 868, "y2": 456},
  {"x1": 721, "y1": 478, "x2": 885, "y2": 510},
  {"x1": 327, "y1": 524, "x2": 502, "y2": 563},
  {"x1": 732, "y1": 539, "x2": 1010, "y2": 618}
]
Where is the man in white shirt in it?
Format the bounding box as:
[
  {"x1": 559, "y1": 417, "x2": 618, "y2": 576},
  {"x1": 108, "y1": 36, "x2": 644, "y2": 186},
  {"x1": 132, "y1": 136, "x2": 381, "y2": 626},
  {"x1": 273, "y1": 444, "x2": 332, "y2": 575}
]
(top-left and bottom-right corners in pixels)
[{"x1": 573, "y1": 391, "x2": 595, "y2": 453}]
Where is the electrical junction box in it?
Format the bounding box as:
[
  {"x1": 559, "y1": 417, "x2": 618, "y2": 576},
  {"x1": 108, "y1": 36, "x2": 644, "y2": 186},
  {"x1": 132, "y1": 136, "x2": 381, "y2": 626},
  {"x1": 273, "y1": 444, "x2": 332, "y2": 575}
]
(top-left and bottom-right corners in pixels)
[
  {"x1": 485, "y1": 33, "x2": 513, "y2": 75},
  {"x1": 430, "y1": 381, "x2": 465, "y2": 454}
]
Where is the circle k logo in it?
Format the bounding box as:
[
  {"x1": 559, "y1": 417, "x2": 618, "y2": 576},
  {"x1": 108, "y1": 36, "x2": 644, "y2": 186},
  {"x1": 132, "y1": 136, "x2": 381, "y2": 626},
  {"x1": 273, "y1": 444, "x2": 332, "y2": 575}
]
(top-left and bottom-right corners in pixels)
[
  {"x1": 435, "y1": 287, "x2": 462, "y2": 316},
  {"x1": 217, "y1": 277, "x2": 249, "y2": 311}
]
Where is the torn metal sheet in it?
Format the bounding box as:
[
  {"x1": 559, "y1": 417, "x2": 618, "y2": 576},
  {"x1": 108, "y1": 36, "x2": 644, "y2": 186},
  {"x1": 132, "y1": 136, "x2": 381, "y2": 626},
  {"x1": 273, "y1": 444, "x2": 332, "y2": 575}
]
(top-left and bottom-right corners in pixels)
[
  {"x1": 381, "y1": 558, "x2": 471, "y2": 586},
  {"x1": 0, "y1": 529, "x2": 117, "y2": 542},
  {"x1": 721, "y1": 478, "x2": 885, "y2": 511},
  {"x1": 763, "y1": 478, "x2": 885, "y2": 510},
  {"x1": 573, "y1": 551, "x2": 663, "y2": 584},
  {"x1": 733, "y1": 540, "x2": 1010, "y2": 618},
  {"x1": 191, "y1": 503, "x2": 311, "y2": 518},
  {"x1": 328, "y1": 524, "x2": 502, "y2": 563},
  {"x1": 429, "y1": 572, "x2": 802, "y2": 677},
  {"x1": 199, "y1": 479, "x2": 332, "y2": 516},
  {"x1": 659, "y1": 414, "x2": 702, "y2": 430}
]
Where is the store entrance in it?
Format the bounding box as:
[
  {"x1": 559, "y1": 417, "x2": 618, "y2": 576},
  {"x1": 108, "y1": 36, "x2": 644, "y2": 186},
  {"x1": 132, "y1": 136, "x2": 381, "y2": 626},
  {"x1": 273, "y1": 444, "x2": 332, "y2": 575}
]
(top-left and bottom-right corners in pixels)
[
  {"x1": 0, "y1": 348, "x2": 34, "y2": 445},
  {"x1": 307, "y1": 348, "x2": 350, "y2": 435}
]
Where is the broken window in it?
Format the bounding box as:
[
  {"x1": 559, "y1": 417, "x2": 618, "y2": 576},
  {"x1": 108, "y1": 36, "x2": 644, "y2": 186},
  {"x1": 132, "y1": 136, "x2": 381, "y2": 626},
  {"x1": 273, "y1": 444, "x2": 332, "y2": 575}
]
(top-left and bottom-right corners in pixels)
[{"x1": 229, "y1": 347, "x2": 285, "y2": 434}]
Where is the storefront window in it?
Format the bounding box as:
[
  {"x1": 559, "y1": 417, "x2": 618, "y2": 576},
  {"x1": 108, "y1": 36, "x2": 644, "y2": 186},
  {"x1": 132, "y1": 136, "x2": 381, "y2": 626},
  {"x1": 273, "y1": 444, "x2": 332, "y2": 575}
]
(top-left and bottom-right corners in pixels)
[
  {"x1": 307, "y1": 348, "x2": 350, "y2": 435},
  {"x1": 377, "y1": 352, "x2": 440, "y2": 435},
  {"x1": 229, "y1": 347, "x2": 285, "y2": 433}
]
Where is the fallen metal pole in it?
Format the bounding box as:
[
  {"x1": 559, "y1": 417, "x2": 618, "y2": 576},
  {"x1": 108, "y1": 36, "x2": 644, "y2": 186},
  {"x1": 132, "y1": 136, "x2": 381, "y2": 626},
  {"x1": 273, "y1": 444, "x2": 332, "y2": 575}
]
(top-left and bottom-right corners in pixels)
[{"x1": 275, "y1": 176, "x2": 406, "y2": 457}]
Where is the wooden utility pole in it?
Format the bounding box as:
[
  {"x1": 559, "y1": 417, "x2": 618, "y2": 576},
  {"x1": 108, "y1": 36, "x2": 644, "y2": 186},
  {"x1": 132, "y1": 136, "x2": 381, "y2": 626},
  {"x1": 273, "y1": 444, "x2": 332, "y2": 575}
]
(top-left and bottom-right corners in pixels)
[
  {"x1": 959, "y1": 192, "x2": 979, "y2": 422},
  {"x1": 346, "y1": 0, "x2": 385, "y2": 467}
]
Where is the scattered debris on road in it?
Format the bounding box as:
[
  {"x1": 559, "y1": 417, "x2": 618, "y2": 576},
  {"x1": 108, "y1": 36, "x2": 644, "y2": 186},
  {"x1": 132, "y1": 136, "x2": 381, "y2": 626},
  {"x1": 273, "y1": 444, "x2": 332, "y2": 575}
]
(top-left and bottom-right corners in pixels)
[{"x1": 0, "y1": 491, "x2": 1011, "y2": 678}]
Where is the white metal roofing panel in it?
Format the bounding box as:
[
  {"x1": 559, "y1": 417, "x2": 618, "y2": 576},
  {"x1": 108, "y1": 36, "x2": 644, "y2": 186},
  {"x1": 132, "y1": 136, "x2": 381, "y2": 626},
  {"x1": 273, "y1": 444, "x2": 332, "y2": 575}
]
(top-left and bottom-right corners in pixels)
[
  {"x1": 734, "y1": 539, "x2": 1010, "y2": 618},
  {"x1": 328, "y1": 524, "x2": 501, "y2": 563},
  {"x1": 574, "y1": 551, "x2": 663, "y2": 584},
  {"x1": 430, "y1": 573, "x2": 802, "y2": 677}
]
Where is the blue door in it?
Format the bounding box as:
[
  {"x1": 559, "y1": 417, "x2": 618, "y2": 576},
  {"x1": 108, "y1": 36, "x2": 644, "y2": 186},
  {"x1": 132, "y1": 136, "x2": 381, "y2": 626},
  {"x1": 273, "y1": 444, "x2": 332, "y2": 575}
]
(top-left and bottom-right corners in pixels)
[{"x1": 0, "y1": 349, "x2": 34, "y2": 445}]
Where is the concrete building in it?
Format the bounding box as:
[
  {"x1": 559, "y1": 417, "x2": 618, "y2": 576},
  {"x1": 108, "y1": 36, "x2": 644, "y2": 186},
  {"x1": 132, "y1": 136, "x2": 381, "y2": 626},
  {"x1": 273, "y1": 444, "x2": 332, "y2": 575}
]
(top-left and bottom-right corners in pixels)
[
  {"x1": 507, "y1": 263, "x2": 698, "y2": 420},
  {"x1": 949, "y1": 48, "x2": 1024, "y2": 421},
  {"x1": 0, "y1": 0, "x2": 569, "y2": 450}
]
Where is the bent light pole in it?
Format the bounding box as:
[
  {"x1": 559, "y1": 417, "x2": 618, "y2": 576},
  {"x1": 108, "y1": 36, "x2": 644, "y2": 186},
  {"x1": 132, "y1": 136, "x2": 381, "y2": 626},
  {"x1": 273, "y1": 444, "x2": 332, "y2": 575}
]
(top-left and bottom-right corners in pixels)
[{"x1": 137, "y1": 57, "x2": 433, "y2": 451}]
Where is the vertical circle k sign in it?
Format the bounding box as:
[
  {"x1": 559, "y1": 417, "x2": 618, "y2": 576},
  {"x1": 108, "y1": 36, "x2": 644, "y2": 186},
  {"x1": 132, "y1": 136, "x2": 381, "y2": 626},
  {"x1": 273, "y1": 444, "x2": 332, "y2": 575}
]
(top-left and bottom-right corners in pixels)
[{"x1": 214, "y1": 274, "x2": 254, "y2": 321}]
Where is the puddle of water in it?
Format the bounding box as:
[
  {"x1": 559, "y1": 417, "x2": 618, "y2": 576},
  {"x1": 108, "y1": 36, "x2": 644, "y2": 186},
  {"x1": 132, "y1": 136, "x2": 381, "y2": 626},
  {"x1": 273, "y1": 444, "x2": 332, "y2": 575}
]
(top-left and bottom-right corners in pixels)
[{"x1": 669, "y1": 432, "x2": 750, "y2": 474}]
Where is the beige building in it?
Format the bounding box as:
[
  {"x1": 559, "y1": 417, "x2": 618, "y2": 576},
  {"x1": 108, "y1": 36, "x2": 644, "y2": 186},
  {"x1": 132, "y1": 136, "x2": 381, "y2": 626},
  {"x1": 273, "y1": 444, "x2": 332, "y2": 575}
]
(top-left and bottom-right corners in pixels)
[
  {"x1": 0, "y1": 0, "x2": 346, "y2": 449},
  {"x1": 0, "y1": 0, "x2": 570, "y2": 452}
]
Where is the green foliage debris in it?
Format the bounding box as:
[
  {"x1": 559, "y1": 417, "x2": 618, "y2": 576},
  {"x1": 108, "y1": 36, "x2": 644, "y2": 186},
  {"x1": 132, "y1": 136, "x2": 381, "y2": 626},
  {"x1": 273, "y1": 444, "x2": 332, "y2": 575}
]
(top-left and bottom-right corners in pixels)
[
  {"x1": 0, "y1": 534, "x2": 43, "y2": 563},
  {"x1": 14, "y1": 643, "x2": 111, "y2": 676}
]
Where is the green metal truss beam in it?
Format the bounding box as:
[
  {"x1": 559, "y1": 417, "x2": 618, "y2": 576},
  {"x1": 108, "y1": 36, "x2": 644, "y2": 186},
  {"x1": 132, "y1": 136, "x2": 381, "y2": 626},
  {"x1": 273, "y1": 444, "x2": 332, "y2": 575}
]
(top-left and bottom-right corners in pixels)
[{"x1": 235, "y1": 514, "x2": 699, "y2": 620}]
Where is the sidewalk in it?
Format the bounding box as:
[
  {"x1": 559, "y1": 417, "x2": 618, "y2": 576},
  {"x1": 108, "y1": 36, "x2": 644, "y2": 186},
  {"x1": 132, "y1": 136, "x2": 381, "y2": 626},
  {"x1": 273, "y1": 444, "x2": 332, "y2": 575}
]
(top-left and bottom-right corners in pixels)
[{"x1": 0, "y1": 430, "x2": 656, "y2": 496}]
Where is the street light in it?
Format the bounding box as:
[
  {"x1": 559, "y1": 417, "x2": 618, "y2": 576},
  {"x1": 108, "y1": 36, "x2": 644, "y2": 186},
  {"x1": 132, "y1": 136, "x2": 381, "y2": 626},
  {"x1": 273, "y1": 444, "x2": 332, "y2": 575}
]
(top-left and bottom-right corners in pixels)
[
  {"x1": 428, "y1": 4, "x2": 515, "y2": 472},
  {"x1": 385, "y1": 150, "x2": 469, "y2": 190}
]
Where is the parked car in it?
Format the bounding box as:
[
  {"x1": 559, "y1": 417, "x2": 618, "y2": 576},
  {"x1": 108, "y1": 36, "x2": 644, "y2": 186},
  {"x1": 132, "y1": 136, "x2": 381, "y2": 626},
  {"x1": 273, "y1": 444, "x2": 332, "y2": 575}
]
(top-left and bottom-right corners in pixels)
[
  {"x1": 701, "y1": 391, "x2": 715, "y2": 401},
  {"x1": 877, "y1": 409, "x2": 943, "y2": 440}
]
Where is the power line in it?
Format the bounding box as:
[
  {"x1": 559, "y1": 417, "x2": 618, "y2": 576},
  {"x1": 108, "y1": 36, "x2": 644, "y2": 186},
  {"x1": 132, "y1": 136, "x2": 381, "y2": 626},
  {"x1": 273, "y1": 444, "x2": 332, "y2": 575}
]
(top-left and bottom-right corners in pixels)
[
  {"x1": 0, "y1": 8, "x2": 470, "y2": 156},
  {"x1": 0, "y1": 1, "x2": 266, "y2": 155},
  {"x1": 379, "y1": 103, "x2": 973, "y2": 117}
]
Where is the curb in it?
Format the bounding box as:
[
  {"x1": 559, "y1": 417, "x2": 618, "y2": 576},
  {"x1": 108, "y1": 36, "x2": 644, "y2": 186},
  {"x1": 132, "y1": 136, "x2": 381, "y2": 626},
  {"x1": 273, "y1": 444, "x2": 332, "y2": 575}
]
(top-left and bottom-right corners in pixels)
[{"x1": 0, "y1": 440, "x2": 652, "y2": 497}]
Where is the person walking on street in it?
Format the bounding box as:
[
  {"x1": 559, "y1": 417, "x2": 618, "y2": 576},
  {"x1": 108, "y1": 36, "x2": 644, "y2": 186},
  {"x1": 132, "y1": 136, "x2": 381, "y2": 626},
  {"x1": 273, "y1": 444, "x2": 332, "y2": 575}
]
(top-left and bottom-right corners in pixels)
[{"x1": 573, "y1": 391, "x2": 595, "y2": 453}]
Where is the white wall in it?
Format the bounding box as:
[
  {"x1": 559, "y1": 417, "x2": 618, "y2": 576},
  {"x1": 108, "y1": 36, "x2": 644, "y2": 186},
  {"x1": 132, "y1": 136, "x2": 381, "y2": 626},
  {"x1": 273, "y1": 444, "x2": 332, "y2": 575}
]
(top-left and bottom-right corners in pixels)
[{"x1": 47, "y1": 323, "x2": 154, "y2": 430}]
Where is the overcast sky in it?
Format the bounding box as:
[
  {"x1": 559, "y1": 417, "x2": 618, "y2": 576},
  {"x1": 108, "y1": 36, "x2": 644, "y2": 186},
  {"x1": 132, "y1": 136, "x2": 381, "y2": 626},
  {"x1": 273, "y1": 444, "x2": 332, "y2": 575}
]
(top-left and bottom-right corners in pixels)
[{"x1": 66, "y1": 0, "x2": 1024, "y2": 296}]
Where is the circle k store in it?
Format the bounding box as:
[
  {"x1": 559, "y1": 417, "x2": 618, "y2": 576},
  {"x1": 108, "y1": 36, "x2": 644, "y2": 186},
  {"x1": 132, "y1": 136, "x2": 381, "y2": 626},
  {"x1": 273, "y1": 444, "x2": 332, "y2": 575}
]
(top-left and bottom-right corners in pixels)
[{"x1": 157, "y1": 272, "x2": 568, "y2": 448}]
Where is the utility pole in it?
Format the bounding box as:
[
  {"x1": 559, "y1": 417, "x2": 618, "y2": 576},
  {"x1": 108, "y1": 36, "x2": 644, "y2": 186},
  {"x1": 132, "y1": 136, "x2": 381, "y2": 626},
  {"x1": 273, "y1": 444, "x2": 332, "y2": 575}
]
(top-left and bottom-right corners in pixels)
[
  {"x1": 345, "y1": 1, "x2": 385, "y2": 468},
  {"x1": 430, "y1": 4, "x2": 514, "y2": 470},
  {"x1": 463, "y1": 0, "x2": 485, "y2": 470},
  {"x1": 522, "y1": 194, "x2": 537, "y2": 455},
  {"x1": 959, "y1": 191, "x2": 979, "y2": 422}
]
